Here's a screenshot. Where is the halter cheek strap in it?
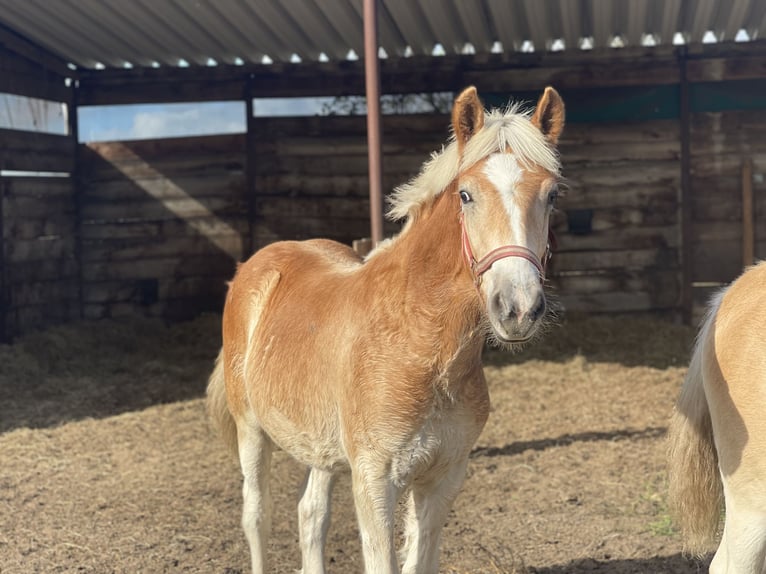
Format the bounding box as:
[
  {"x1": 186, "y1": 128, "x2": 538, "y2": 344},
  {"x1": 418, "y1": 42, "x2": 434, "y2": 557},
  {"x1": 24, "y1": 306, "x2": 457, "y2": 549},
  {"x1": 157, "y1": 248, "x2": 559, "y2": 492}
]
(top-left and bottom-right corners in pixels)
[{"x1": 460, "y1": 213, "x2": 554, "y2": 286}]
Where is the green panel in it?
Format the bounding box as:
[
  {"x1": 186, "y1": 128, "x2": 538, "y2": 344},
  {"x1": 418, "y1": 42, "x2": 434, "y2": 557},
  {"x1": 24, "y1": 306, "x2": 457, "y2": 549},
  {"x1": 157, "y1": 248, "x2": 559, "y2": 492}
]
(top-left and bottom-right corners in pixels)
[
  {"x1": 486, "y1": 85, "x2": 680, "y2": 123},
  {"x1": 690, "y1": 79, "x2": 766, "y2": 113}
]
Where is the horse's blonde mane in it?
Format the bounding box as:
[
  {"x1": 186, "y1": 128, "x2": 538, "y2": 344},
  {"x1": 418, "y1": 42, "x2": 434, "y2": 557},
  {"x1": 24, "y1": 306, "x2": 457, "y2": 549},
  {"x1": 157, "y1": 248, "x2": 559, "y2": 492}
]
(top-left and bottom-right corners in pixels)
[{"x1": 387, "y1": 104, "x2": 561, "y2": 222}]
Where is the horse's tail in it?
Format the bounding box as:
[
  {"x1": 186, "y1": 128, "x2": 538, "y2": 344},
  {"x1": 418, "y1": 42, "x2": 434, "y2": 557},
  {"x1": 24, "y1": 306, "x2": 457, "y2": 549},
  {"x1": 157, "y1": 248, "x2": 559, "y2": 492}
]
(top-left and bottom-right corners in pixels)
[
  {"x1": 206, "y1": 350, "x2": 239, "y2": 460},
  {"x1": 667, "y1": 292, "x2": 725, "y2": 555}
]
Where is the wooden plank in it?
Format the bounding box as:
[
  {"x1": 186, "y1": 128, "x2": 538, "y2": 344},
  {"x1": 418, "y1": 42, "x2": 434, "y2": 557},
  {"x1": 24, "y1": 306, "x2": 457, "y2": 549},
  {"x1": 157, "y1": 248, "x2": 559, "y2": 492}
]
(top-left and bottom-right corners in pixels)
[
  {"x1": 80, "y1": 217, "x2": 248, "y2": 240},
  {"x1": 742, "y1": 159, "x2": 755, "y2": 266},
  {"x1": 554, "y1": 225, "x2": 679, "y2": 252},
  {"x1": 255, "y1": 196, "x2": 369, "y2": 220},
  {"x1": 83, "y1": 275, "x2": 229, "y2": 304},
  {"x1": 3, "y1": 193, "x2": 75, "y2": 219},
  {"x1": 80, "y1": 174, "x2": 245, "y2": 202},
  {"x1": 3, "y1": 176, "x2": 74, "y2": 197},
  {"x1": 7, "y1": 258, "x2": 78, "y2": 282},
  {"x1": 558, "y1": 183, "x2": 678, "y2": 211},
  {"x1": 253, "y1": 216, "x2": 375, "y2": 245},
  {"x1": 82, "y1": 233, "x2": 245, "y2": 262},
  {"x1": 0, "y1": 130, "x2": 75, "y2": 172},
  {"x1": 558, "y1": 290, "x2": 669, "y2": 313},
  {"x1": 82, "y1": 255, "x2": 237, "y2": 282},
  {"x1": 10, "y1": 280, "x2": 79, "y2": 306},
  {"x1": 81, "y1": 196, "x2": 246, "y2": 222},
  {"x1": 13, "y1": 303, "x2": 79, "y2": 332},
  {"x1": 550, "y1": 247, "x2": 678, "y2": 273},
  {"x1": 82, "y1": 134, "x2": 245, "y2": 163},
  {"x1": 6, "y1": 236, "x2": 75, "y2": 262}
]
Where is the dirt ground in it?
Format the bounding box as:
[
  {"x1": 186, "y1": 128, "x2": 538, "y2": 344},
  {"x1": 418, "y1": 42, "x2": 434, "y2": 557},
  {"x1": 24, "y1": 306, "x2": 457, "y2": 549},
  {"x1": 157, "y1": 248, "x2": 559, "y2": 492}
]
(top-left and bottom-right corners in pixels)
[{"x1": 0, "y1": 311, "x2": 714, "y2": 573}]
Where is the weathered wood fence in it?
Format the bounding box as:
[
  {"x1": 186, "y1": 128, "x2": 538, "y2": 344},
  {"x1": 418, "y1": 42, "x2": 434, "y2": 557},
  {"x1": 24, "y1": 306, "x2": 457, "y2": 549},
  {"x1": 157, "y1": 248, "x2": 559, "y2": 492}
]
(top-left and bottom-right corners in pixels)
[{"x1": 2, "y1": 106, "x2": 763, "y2": 339}]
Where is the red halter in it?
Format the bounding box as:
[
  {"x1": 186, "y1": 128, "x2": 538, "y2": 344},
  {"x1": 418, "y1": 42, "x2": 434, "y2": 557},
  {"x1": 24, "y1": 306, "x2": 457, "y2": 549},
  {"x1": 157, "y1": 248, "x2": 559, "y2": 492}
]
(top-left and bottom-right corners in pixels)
[{"x1": 460, "y1": 213, "x2": 554, "y2": 286}]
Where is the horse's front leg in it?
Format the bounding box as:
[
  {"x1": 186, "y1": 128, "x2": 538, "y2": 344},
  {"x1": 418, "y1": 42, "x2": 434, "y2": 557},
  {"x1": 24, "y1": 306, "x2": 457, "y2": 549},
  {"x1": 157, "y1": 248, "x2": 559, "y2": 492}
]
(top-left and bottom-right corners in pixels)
[
  {"x1": 351, "y1": 462, "x2": 401, "y2": 574},
  {"x1": 400, "y1": 458, "x2": 470, "y2": 574},
  {"x1": 298, "y1": 467, "x2": 337, "y2": 574}
]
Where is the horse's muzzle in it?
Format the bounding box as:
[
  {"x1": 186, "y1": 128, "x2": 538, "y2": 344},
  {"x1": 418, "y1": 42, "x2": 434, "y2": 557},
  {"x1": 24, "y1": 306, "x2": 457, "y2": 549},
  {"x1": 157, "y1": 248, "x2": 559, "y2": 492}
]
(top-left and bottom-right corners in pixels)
[{"x1": 488, "y1": 284, "x2": 546, "y2": 342}]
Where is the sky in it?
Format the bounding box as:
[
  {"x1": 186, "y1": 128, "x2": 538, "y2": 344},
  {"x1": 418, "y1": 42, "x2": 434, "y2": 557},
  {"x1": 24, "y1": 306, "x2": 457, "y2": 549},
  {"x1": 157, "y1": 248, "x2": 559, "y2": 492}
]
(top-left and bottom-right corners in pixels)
[
  {"x1": 0, "y1": 94, "x2": 339, "y2": 142},
  {"x1": 77, "y1": 98, "x2": 339, "y2": 142}
]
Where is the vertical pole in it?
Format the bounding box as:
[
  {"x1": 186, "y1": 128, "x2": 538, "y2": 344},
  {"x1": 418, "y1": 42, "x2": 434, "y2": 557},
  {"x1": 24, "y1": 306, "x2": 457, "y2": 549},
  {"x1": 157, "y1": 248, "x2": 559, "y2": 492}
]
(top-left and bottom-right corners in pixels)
[
  {"x1": 0, "y1": 176, "x2": 6, "y2": 343},
  {"x1": 69, "y1": 79, "x2": 84, "y2": 321},
  {"x1": 364, "y1": 0, "x2": 384, "y2": 245},
  {"x1": 679, "y1": 50, "x2": 693, "y2": 325},
  {"x1": 742, "y1": 158, "x2": 754, "y2": 267},
  {"x1": 245, "y1": 76, "x2": 257, "y2": 257}
]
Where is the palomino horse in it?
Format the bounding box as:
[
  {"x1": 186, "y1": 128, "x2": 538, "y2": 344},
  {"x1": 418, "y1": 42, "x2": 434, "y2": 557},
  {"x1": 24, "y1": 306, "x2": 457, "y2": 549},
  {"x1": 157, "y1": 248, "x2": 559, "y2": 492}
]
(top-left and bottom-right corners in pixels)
[
  {"x1": 668, "y1": 261, "x2": 766, "y2": 573},
  {"x1": 207, "y1": 86, "x2": 565, "y2": 573}
]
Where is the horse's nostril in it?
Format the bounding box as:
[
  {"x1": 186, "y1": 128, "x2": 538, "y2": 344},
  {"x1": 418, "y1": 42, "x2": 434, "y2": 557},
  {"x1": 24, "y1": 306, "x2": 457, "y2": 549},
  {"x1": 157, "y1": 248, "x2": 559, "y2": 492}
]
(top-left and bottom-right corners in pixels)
[
  {"x1": 492, "y1": 292, "x2": 517, "y2": 321},
  {"x1": 528, "y1": 293, "x2": 546, "y2": 322}
]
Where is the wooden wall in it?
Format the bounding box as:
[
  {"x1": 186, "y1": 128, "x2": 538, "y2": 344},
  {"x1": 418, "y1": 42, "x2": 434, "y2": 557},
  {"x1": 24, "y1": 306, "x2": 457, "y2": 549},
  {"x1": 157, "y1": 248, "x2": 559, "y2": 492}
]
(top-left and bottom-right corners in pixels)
[
  {"x1": 10, "y1": 107, "x2": 762, "y2": 334},
  {"x1": 689, "y1": 110, "x2": 766, "y2": 316},
  {"x1": 0, "y1": 45, "x2": 77, "y2": 341},
  {"x1": 78, "y1": 135, "x2": 247, "y2": 320},
  {"x1": 553, "y1": 119, "x2": 681, "y2": 313},
  {"x1": 0, "y1": 132, "x2": 79, "y2": 340},
  {"x1": 252, "y1": 115, "x2": 447, "y2": 248},
  {"x1": 254, "y1": 114, "x2": 683, "y2": 315}
]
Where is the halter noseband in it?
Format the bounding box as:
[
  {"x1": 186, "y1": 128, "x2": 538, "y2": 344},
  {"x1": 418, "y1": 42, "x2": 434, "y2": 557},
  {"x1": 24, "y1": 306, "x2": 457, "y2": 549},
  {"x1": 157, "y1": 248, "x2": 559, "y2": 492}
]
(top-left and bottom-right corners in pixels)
[{"x1": 460, "y1": 213, "x2": 554, "y2": 286}]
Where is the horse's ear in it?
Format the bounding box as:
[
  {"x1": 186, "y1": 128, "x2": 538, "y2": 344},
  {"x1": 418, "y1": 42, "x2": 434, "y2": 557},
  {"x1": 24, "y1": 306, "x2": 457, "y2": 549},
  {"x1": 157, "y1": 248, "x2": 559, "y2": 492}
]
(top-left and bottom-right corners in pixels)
[
  {"x1": 531, "y1": 86, "x2": 565, "y2": 145},
  {"x1": 452, "y1": 86, "x2": 485, "y2": 149}
]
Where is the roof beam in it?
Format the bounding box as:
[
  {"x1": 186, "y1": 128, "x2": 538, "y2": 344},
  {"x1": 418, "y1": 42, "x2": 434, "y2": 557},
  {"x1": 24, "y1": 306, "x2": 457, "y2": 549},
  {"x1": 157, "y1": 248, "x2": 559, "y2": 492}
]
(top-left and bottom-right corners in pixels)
[{"x1": 0, "y1": 19, "x2": 74, "y2": 76}]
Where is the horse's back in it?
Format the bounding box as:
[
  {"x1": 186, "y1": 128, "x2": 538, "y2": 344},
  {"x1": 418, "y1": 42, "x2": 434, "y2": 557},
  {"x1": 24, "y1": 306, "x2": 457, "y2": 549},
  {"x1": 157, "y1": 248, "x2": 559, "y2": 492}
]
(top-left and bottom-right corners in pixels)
[{"x1": 706, "y1": 262, "x2": 766, "y2": 491}]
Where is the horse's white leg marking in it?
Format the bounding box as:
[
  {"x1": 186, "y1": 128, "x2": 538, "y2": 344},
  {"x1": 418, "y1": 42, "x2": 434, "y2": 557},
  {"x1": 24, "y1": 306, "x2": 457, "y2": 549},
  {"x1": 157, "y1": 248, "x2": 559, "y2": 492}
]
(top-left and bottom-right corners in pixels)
[
  {"x1": 400, "y1": 460, "x2": 469, "y2": 574},
  {"x1": 710, "y1": 484, "x2": 766, "y2": 574},
  {"x1": 298, "y1": 467, "x2": 337, "y2": 574},
  {"x1": 238, "y1": 424, "x2": 274, "y2": 574},
  {"x1": 352, "y1": 466, "x2": 400, "y2": 574}
]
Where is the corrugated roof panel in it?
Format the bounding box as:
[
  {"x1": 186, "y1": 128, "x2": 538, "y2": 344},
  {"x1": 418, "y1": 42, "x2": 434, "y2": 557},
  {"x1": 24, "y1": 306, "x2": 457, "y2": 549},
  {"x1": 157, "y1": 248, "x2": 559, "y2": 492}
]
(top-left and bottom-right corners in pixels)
[
  {"x1": 419, "y1": 0, "x2": 465, "y2": 54},
  {"x1": 591, "y1": 0, "x2": 614, "y2": 47},
  {"x1": 626, "y1": 0, "x2": 649, "y2": 46},
  {"x1": 525, "y1": 0, "x2": 552, "y2": 51},
  {"x1": 314, "y1": 0, "x2": 365, "y2": 57},
  {"x1": 486, "y1": 0, "x2": 524, "y2": 52},
  {"x1": 558, "y1": 0, "x2": 584, "y2": 50},
  {"x1": 385, "y1": 0, "x2": 436, "y2": 55},
  {"x1": 658, "y1": 0, "x2": 682, "y2": 44},
  {"x1": 722, "y1": 0, "x2": 751, "y2": 40},
  {"x1": 452, "y1": 1, "x2": 494, "y2": 53},
  {"x1": 0, "y1": 0, "x2": 760, "y2": 70}
]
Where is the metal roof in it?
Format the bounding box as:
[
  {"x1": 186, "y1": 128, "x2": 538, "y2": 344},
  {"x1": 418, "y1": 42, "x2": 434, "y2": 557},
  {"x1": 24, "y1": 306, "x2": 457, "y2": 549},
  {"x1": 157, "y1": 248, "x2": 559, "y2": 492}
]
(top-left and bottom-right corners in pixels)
[{"x1": 0, "y1": 0, "x2": 762, "y2": 70}]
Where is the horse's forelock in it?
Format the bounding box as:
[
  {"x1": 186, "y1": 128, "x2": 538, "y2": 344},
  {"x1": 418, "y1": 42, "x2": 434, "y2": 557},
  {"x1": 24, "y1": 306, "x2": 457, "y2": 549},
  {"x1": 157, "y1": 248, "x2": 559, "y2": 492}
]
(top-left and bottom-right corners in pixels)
[{"x1": 387, "y1": 106, "x2": 560, "y2": 222}]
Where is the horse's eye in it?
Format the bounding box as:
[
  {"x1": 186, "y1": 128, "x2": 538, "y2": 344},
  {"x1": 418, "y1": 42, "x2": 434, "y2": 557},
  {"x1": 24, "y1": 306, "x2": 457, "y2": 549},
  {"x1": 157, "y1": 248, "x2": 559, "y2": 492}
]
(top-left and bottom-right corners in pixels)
[
  {"x1": 547, "y1": 187, "x2": 559, "y2": 206},
  {"x1": 459, "y1": 190, "x2": 472, "y2": 204}
]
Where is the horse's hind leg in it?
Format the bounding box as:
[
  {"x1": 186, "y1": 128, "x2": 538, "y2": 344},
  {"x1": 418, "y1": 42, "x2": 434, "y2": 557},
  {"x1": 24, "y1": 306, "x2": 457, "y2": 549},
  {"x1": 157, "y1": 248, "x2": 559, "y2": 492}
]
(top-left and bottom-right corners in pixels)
[
  {"x1": 401, "y1": 460, "x2": 469, "y2": 574},
  {"x1": 238, "y1": 423, "x2": 274, "y2": 574},
  {"x1": 298, "y1": 467, "x2": 336, "y2": 574},
  {"x1": 710, "y1": 484, "x2": 766, "y2": 574}
]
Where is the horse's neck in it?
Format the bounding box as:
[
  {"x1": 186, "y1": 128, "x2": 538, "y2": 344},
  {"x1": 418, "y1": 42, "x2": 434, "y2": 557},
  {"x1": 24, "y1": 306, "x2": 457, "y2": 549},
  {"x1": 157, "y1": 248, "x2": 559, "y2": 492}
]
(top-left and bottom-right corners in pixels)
[{"x1": 369, "y1": 188, "x2": 485, "y2": 364}]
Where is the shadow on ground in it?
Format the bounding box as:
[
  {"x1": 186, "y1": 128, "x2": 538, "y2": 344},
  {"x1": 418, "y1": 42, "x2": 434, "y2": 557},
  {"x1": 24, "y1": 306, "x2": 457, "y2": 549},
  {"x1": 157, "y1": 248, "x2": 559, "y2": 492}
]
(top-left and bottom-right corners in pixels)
[
  {"x1": 529, "y1": 553, "x2": 710, "y2": 573},
  {"x1": 484, "y1": 312, "x2": 696, "y2": 369},
  {"x1": 0, "y1": 314, "x2": 220, "y2": 432}
]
